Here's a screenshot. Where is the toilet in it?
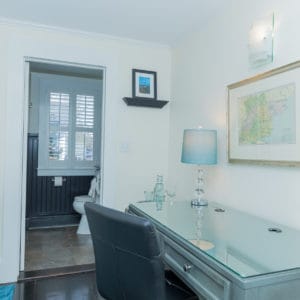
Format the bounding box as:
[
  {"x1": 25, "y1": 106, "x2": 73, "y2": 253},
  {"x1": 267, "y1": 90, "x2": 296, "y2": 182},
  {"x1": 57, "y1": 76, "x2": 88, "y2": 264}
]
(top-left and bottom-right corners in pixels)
[
  {"x1": 73, "y1": 172, "x2": 100, "y2": 234},
  {"x1": 73, "y1": 195, "x2": 96, "y2": 234}
]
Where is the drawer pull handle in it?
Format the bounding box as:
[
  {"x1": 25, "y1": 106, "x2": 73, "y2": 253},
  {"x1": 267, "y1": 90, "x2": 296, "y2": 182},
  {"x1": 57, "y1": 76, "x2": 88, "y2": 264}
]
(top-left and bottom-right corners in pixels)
[{"x1": 183, "y1": 263, "x2": 192, "y2": 272}]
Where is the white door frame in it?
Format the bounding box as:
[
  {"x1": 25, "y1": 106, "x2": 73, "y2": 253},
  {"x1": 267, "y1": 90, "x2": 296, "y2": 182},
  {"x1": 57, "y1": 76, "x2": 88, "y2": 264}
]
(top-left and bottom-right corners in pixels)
[
  {"x1": 20, "y1": 57, "x2": 109, "y2": 271},
  {"x1": 0, "y1": 32, "x2": 118, "y2": 283}
]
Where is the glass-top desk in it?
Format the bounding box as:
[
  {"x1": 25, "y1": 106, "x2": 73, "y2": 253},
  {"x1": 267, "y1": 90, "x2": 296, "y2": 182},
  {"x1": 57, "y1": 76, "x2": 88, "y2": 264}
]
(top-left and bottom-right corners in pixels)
[{"x1": 128, "y1": 201, "x2": 300, "y2": 300}]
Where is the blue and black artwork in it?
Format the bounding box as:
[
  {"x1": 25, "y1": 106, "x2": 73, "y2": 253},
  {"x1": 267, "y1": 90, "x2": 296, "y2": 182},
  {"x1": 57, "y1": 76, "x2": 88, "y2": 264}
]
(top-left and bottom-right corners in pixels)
[{"x1": 139, "y1": 76, "x2": 150, "y2": 94}]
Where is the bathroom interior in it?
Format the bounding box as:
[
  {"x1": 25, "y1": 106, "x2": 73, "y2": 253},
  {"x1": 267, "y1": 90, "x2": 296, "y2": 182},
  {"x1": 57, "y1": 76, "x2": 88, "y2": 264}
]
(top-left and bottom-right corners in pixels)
[{"x1": 25, "y1": 61, "x2": 103, "y2": 273}]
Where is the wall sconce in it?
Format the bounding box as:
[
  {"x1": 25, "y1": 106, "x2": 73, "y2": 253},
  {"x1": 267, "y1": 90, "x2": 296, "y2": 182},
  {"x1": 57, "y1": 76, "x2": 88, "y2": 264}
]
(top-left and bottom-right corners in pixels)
[{"x1": 248, "y1": 13, "x2": 274, "y2": 68}]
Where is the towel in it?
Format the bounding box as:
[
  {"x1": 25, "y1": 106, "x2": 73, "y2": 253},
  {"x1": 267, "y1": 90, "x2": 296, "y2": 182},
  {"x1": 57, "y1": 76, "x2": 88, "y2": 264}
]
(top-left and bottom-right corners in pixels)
[
  {"x1": 88, "y1": 177, "x2": 97, "y2": 198},
  {"x1": 0, "y1": 284, "x2": 15, "y2": 300},
  {"x1": 88, "y1": 172, "x2": 101, "y2": 198},
  {"x1": 95, "y1": 172, "x2": 101, "y2": 195}
]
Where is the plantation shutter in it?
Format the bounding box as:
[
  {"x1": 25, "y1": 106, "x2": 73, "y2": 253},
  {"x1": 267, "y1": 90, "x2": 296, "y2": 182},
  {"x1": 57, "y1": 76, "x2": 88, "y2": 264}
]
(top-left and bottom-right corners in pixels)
[
  {"x1": 75, "y1": 95, "x2": 95, "y2": 161},
  {"x1": 48, "y1": 92, "x2": 70, "y2": 161}
]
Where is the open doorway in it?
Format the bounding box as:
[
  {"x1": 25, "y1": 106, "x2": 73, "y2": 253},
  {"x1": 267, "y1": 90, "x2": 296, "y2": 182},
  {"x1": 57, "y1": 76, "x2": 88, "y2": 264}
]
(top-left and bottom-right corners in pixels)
[{"x1": 23, "y1": 60, "x2": 104, "y2": 274}]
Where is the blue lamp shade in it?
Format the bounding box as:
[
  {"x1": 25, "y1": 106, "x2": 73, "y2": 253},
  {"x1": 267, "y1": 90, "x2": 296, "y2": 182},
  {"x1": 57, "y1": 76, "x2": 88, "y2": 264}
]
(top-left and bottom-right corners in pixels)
[{"x1": 181, "y1": 129, "x2": 217, "y2": 165}]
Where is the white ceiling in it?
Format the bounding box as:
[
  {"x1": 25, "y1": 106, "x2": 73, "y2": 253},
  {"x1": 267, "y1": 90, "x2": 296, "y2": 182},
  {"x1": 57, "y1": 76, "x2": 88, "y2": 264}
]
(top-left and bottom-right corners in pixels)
[{"x1": 0, "y1": 0, "x2": 224, "y2": 45}]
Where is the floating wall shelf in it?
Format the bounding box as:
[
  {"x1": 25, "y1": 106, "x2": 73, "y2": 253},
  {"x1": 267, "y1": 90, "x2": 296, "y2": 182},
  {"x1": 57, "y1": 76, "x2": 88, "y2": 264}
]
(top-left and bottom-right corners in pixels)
[{"x1": 122, "y1": 97, "x2": 169, "y2": 108}]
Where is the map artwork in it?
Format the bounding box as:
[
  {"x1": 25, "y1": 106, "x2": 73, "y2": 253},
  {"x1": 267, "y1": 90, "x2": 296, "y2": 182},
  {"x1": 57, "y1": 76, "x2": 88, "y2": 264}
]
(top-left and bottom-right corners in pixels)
[{"x1": 238, "y1": 83, "x2": 296, "y2": 145}]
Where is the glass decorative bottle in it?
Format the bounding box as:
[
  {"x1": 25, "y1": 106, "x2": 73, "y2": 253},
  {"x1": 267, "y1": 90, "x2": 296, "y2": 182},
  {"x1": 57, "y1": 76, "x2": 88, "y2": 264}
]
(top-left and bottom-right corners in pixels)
[{"x1": 153, "y1": 175, "x2": 165, "y2": 210}]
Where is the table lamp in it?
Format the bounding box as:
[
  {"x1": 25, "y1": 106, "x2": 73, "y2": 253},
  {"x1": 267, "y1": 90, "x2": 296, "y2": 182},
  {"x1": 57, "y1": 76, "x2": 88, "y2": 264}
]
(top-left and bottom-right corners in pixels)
[{"x1": 181, "y1": 128, "x2": 217, "y2": 206}]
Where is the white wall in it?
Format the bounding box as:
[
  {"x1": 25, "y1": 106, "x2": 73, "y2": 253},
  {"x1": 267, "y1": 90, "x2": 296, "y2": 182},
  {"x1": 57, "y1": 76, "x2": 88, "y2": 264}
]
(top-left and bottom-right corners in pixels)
[
  {"x1": 0, "y1": 21, "x2": 171, "y2": 282},
  {"x1": 169, "y1": 0, "x2": 300, "y2": 230},
  {"x1": 0, "y1": 26, "x2": 8, "y2": 260}
]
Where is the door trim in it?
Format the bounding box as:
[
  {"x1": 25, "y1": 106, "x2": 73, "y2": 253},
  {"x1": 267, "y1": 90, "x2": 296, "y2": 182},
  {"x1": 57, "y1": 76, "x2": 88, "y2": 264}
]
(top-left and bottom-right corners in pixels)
[{"x1": 20, "y1": 57, "x2": 107, "y2": 272}]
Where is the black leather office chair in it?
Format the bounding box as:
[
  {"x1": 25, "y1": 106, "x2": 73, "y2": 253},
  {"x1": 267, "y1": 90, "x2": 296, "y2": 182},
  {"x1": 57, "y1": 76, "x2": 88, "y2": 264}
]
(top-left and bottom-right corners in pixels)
[{"x1": 85, "y1": 203, "x2": 198, "y2": 300}]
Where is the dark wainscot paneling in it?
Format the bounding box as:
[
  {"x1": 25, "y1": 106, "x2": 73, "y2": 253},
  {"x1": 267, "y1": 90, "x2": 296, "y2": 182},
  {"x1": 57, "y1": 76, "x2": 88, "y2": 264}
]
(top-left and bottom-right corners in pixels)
[{"x1": 26, "y1": 134, "x2": 92, "y2": 228}]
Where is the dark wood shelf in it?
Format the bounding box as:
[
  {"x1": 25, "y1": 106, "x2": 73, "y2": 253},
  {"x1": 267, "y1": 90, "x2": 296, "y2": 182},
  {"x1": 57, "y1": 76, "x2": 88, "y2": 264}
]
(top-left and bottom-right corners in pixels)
[{"x1": 122, "y1": 97, "x2": 169, "y2": 108}]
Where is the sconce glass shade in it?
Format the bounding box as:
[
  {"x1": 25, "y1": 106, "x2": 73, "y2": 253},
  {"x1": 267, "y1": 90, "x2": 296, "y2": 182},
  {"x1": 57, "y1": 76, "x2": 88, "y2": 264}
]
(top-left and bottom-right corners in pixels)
[
  {"x1": 248, "y1": 13, "x2": 274, "y2": 68},
  {"x1": 181, "y1": 129, "x2": 217, "y2": 165}
]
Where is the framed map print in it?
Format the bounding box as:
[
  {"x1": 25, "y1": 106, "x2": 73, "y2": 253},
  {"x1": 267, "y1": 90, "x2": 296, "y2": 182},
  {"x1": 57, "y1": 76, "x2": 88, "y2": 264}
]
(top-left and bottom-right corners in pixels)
[{"x1": 228, "y1": 61, "x2": 300, "y2": 166}]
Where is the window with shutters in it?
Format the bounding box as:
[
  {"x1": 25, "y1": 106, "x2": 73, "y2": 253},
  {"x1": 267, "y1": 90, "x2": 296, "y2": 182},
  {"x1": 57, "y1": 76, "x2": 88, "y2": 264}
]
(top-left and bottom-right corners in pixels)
[{"x1": 36, "y1": 73, "x2": 102, "y2": 176}]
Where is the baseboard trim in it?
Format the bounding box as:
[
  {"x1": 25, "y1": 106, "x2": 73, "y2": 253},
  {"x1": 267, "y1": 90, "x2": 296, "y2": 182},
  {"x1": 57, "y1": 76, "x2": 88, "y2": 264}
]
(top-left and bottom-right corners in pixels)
[
  {"x1": 18, "y1": 263, "x2": 95, "y2": 282},
  {"x1": 26, "y1": 214, "x2": 80, "y2": 229}
]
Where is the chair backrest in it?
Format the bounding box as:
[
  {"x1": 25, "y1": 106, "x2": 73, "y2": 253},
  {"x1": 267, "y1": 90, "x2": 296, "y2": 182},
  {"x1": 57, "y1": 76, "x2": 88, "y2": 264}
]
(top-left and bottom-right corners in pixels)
[{"x1": 85, "y1": 203, "x2": 166, "y2": 300}]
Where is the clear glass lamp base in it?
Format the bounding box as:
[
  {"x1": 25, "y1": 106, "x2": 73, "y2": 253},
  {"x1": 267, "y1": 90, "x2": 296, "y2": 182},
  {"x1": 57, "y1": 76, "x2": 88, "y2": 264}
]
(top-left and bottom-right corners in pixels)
[
  {"x1": 191, "y1": 198, "x2": 208, "y2": 207},
  {"x1": 191, "y1": 167, "x2": 208, "y2": 207}
]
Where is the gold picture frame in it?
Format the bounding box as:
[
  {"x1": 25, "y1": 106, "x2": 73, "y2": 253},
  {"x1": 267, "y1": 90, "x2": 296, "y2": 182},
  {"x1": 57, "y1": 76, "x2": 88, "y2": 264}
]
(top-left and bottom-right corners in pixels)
[{"x1": 228, "y1": 61, "x2": 300, "y2": 166}]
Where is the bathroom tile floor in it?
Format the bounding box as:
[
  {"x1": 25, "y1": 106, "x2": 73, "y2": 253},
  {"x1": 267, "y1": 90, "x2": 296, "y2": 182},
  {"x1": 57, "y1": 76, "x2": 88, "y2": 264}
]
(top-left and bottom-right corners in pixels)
[{"x1": 25, "y1": 226, "x2": 95, "y2": 271}]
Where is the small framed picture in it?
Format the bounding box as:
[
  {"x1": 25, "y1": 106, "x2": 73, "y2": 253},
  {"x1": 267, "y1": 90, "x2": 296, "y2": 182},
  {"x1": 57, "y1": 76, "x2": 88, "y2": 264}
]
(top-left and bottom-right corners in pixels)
[{"x1": 132, "y1": 69, "x2": 157, "y2": 99}]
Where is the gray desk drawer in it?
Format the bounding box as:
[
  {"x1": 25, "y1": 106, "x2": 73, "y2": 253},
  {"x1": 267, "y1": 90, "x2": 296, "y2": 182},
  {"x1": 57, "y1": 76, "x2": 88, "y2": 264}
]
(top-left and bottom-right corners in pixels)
[{"x1": 163, "y1": 236, "x2": 231, "y2": 300}]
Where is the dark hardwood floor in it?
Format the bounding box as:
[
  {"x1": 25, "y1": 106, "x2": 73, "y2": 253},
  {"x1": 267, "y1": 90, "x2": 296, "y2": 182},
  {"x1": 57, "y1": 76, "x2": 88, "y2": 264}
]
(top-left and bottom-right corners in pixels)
[
  {"x1": 15, "y1": 271, "x2": 105, "y2": 300},
  {"x1": 25, "y1": 227, "x2": 94, "y2": 271},
  {"x1": 16, "y1": 226, "x2": 101, "y2": 299}
]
